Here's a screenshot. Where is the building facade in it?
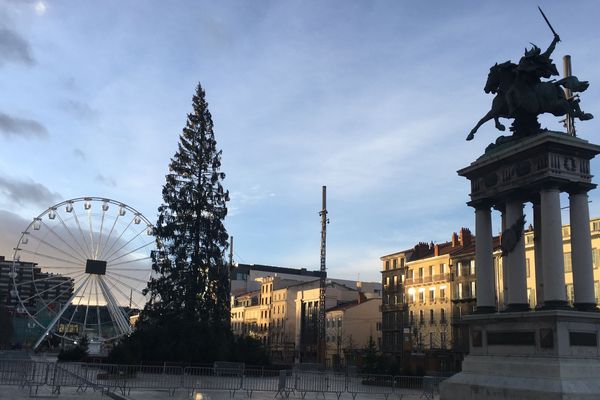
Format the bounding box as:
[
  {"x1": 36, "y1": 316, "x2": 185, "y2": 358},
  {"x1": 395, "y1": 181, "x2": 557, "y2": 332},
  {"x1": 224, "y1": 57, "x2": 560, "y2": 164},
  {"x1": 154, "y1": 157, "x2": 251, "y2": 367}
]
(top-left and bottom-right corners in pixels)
[
  {"x1": 379, "y1": 249, "x2": 412, "y2": 360},
  {"x1": 382, "y1": 217, "x2": 600, "y2": 368},
  {"x1": 231, "y1": 272, "x2": 381, "y2": 365},
  {"x1": 325, "y1": 298, "x2": 381, "y2": 369}
]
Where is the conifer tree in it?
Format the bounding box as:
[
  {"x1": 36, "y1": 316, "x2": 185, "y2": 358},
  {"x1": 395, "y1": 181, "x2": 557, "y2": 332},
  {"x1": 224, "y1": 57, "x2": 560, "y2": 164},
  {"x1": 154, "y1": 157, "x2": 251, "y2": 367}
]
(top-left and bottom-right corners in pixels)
[{"x1": 143, "y1": 83, "x2": 230, "y2": 331}]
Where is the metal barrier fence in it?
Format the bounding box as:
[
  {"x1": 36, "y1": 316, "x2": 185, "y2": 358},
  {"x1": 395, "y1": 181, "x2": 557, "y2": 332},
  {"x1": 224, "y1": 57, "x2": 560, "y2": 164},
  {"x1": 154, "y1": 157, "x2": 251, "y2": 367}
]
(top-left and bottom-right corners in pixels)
[
  {"x1": 294, "y1": 371, "x2": 347, "y2": 399},
  {"x1": 0, "y1": 359, "x2": 51, "y2": 395},
  {"x1": 0, "y1": 359, "x2": 448, "y2": 398},
  {"x1": 241, "y1": 368, "x2": 287, "y2": 397},
  {"x1": 184, "y1": 366, "x2": 242, "y2": 396},
  {"x1": 346, "y1": 374, "x2": 395, "y2": 400}
]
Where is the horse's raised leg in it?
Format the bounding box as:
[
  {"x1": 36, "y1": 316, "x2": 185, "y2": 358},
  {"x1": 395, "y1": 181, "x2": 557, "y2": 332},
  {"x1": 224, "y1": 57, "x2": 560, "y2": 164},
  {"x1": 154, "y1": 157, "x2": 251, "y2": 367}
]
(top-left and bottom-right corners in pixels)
[
  {"x1": 494, "y1": 117, "x2": 506, "y2": 131},
  {"x1": 467, "y1": 110, "x2": 495, "y2": 141}
]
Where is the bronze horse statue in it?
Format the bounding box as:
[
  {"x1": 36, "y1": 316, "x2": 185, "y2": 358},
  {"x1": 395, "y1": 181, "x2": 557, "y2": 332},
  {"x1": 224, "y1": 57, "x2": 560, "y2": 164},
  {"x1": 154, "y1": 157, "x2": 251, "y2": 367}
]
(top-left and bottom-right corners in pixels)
[{"x1": 467, "y1": 61, "x2": 593, "y2": 141}]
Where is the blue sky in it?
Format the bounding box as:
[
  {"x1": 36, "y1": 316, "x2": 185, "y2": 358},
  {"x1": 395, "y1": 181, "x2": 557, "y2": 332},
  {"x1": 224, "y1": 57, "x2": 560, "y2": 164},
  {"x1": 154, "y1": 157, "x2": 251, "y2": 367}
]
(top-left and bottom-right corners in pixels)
[{"x1": 2, "y1": 1, "x2": 600, "y2": 282}]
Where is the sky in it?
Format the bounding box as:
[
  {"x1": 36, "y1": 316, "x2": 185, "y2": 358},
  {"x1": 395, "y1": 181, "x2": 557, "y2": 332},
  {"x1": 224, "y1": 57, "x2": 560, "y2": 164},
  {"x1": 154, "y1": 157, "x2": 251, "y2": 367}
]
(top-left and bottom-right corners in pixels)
[{"x1": 2, "y1": 1, "x2": 600, "y2": 283}]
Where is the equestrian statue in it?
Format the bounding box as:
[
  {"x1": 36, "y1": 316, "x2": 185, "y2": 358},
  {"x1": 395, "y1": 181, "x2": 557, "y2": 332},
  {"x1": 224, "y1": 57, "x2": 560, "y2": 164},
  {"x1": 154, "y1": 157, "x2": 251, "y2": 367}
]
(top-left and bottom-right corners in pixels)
[{"x1": 467, "y1": 8, "x2": 593, "y2": 142}]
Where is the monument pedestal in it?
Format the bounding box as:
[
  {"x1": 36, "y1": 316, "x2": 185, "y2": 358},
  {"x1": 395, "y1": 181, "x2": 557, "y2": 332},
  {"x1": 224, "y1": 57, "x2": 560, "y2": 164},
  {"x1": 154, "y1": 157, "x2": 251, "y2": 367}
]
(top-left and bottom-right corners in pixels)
[{"x1": 441, "y1": 310, "x2": 600, "y2": 400}]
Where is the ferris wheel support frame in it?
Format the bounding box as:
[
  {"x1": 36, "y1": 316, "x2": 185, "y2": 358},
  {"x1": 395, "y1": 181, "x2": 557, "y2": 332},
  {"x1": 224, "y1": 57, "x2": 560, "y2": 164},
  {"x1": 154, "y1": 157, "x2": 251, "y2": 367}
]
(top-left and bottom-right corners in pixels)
[{"x1": 33, "y1": 275, "x2": 91, "y2": 350}]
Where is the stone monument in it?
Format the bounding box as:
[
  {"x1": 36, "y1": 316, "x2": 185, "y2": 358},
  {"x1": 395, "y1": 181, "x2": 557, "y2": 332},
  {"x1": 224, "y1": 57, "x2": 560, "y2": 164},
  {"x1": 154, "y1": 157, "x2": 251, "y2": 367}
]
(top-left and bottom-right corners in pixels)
[{"x1": 440, "y1": 9, "x2": 600, "y2": 400}]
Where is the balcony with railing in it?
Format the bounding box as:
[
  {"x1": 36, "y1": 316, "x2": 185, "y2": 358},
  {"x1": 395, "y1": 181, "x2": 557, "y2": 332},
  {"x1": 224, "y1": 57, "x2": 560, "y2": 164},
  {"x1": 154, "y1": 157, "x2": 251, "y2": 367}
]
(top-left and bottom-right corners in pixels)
[{"x1": 380, "y1": 303, "x2": 404, "y2": 312}]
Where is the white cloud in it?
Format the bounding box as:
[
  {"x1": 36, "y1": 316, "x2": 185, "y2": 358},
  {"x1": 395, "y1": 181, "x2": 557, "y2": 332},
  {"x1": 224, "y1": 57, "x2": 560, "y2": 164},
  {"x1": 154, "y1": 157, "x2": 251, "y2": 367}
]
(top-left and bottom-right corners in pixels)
[{"x1": 34, "y1": 1, "x2": 47, "y2": 16}]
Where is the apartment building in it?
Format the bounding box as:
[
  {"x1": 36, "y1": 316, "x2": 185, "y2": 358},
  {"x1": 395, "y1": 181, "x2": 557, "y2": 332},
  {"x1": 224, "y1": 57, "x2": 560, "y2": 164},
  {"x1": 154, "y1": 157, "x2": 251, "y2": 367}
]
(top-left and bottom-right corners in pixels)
[
  {"x1": 382, "y1": 217, "x2": 600, "y2": 363},
  {"x1": 230, "y1": 263, "x2": 322, "y2": 296},
  {"x1": 380, "y1": 249, "x2": 412, "y2": 359},
  {"x1": 231, "y1": 273, "x2": 381, "y2": 364},
  {"x1": 0, "y1": 255, "x2": 73, "y2": 313},
  {"x1": 325, "y1": 298, "x2": 381, "y2": 368},
  {"x1": 404, "y1": 231, "x2": 470, "y2": 352}
]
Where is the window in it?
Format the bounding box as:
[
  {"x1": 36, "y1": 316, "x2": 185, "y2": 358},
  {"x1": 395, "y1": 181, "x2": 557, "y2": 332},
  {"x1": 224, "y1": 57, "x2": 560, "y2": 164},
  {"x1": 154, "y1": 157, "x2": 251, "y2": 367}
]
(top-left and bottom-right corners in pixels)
[
  {"x1": 429, "y1": 265, "x2": 434, "y2": 276},
  {"x1": 595, "y1": 281, "x2": 600, "y2": 302},
  {"x1": 393, "y1": 276, "x2": 398, "y2": 287},
  {"x1": 429, "y1": 288, "x2": 435, "y2": 302},
  {"x1": 419, "y1": 267, "x2": 424, "y2": 278},
  {"x1": 471, "y1": 281, "x2": 476, "y2": 298},
  {"x1": 441, "y1": 332, "x2": 446, "y2": 348},
  {"x1": 440, "y1": 287, "x2": 446, "y2": 299},
  {"x1": 458, "y1": 283, "x2": 463, "y2": 299},
  {"x1": 564, "y1": 252, "x2": 572, "y2": 273},
  {"x1": 562, "y1": 227, "x2": 570, "y2": 238},
  {"x1": 385, "y1": 260, "x2": 390, "y2": 270},
  {"x1": 440, "y1": 263, "x2": 446, "y2": 274},
  {"x1": 526, "y1": 235, "x2": 534, "y2": 244},
  {"x1": 407, "y1": 269, "x2": 414, "y2": 279},
  {"x1": 429, "y1": 309, "x2": 434, "y2": 323},
  {"x1": 593, "y1": 248, "x2": 600, "y2": 269},
  {"x1": 376, "y1": 322, "x2": 382, "y2": 331},
  {"x1": 418, "y1": 289, "x2": 425, "y2": 303},
  {"x1": 456, "y1": 262, "x2": 462, "y2": 277},
  {"x1": 409, "y1": 311, "x2": 414, "y2": 325},
  {"x1": 440, "y1": 308, "x2": 446, "y2": 322},
  {"x1": 419, "y1": 310, "x2": 424, "y2": 324},
  {"x1": 400, "y1": 258, "x2": 405, "y2": 268},
  {"x1": 593, "y1": 221, "x2": 600, "y2": 232},
  {"x1": 393, "y1": 259, "x2": 397, "y2": 269},
  {"x1": 526, "y1": 258, "x2": 531, "y2": 277},
  {"x1": 470, "y1": 260, "x2": 475, "y2": 275},
  {"x1": 566, "y1": 284, "x2": 574, "y2": 304},
  {"x1": 408, "y1": 289, "x2": 415, "y2": 304},
  {"x1": 464, "y1": 283, "x2": 471, "y2": 298}
]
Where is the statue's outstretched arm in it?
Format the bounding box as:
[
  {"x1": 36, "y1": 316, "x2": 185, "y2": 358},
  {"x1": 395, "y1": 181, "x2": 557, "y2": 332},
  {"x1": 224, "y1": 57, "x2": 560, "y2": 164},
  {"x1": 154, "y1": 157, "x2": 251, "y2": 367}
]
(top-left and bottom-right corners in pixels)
[{"x1": 543, "y1": 34, "x2": 560, "y2": 58}]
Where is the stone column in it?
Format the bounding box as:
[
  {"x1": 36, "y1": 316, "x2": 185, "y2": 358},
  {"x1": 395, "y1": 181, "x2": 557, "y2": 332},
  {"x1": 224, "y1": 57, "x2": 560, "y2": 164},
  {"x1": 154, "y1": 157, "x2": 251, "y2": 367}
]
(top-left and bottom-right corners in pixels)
[
  {"x1": 540, "y1": 188, "x2": 568, "y2": 308},
  {"x1": 500, "y1": 210, "x2": 508, "y2": 309},
  {"x1": 504, "y1": 200, "x2": 529, "y2": 311},
  {"x1": 569, "y1": 191, "x2": 597, "y2": 310},
  {"x1": 474, "y1": 205, "x2": 496, "y2": 313},
  {"x1": 533, "y1": 201, "x2": 544, "y2": 308}
]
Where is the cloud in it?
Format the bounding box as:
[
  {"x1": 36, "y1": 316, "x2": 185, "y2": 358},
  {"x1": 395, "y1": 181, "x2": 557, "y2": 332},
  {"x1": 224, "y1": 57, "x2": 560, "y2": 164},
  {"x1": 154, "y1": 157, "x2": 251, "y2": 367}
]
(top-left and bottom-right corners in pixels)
[
  {"x1": 34, "y1": 1, "x2": 47, "y2": 16},
  {"x1": 0, "y1": 27, "x2": 34, "y2": 66},
  {"x1": 0, "y1": 209, "x2": 29, "y2": 259},
  {"x1": 0, "y1": 175, "x2": 61, "y2": 208},
  {"x1": 62, "y1": 100, "x2": 97, "y2": 120},
  {"x1": 228, "y1": 185, "x2": 275, "y2": 216},
  {"x1": 73, "y1": 148, "x2": 86, "y2": 160},
  {"x1": 0, "y1": 112, "x2": 48, "y2": 139},
  {"x1": 95, "y1": 174, "x2": 117, "y2": 187}
]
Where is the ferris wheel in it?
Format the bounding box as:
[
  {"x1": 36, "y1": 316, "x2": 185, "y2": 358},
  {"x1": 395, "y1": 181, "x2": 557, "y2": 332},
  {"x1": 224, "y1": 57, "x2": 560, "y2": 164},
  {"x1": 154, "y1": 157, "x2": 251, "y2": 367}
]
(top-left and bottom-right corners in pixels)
[{"x1": 10, "y1": 197, "x2": 156, "y2": 348}]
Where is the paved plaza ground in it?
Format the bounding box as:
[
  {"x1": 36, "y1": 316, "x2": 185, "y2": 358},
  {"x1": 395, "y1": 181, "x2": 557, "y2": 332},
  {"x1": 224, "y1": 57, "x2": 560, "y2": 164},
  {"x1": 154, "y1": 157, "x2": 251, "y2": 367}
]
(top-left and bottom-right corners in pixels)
[
  {"x1": 1, "y1": 351, "x2": 436, "y2": 400},
  {"x1": 0, "y1": 387, "x2": 434, "y2": 400}
]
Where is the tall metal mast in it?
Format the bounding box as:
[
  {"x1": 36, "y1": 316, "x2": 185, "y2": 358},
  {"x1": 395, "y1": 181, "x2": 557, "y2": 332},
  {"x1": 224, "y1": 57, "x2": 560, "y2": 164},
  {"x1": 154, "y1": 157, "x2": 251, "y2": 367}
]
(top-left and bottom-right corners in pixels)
[
  {"x1": 317, "y1": 186, "x2": 328, "y2": 365},
  {"x1": 563, "y1": 55, "x2": 576, "y2": 136}
]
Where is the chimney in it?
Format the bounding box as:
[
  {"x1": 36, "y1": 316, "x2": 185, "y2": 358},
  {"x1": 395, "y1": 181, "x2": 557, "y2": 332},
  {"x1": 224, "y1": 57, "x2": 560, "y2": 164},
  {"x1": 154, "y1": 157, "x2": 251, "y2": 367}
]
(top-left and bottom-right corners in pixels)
[
  {"x1": 414, "y1": 242, "x2": 430, "y2": 258},
  {"x1": 459, "y1": 228, "x2": 472, "y2": 247},
  {"x1": 451, "y1": 232, "x2": 459, "y2": 247},
  {"x1": 358, "y1": 291, "x2": 367, "y2": 304},
  {"x1": 434, "y1": 244, "x2": 440, "y2": 257}
]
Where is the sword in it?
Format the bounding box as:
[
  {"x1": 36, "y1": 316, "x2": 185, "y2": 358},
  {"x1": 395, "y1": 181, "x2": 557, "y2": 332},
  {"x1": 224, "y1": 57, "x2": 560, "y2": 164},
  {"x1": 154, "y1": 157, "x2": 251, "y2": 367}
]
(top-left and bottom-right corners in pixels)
[{"x1": 538, "y1": 6, "x2": 559, "y2": 38}]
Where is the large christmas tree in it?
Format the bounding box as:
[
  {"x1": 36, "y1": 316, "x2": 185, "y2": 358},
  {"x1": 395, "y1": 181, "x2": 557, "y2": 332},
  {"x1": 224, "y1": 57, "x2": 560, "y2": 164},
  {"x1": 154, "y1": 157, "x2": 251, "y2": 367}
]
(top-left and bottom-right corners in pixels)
[
  {"x1": 144, "y1": 83, "x2": 230, "y2": 330},
  {"x1": 110, "y1": 83, "x2": 232, "y2": 363}
]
